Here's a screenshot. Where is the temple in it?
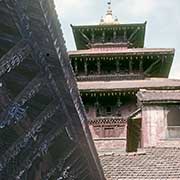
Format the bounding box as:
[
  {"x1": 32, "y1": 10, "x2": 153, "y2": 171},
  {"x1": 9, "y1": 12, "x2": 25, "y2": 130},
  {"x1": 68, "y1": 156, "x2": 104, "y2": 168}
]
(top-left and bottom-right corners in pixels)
[
  {"x1": 0, "y1": 1, "x2": 104, "y2": 179},
  {"x1": 1, "y1": 0, "x2": 180, "y2": 179},
  {"x1": 69, "y1": 2, "x2": 180, "y2": 179}
]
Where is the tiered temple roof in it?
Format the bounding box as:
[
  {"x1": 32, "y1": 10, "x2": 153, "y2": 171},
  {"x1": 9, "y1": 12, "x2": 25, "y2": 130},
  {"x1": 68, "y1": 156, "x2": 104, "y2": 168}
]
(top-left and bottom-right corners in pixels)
[
  {"x1": 137, "y1": 89, "x2": 180, "y2": 103},
  {"x1": 69, "y1": 47, "x2": 174, "y2": 56},
  {"x1": 78, "y1": 78, "x2": 180, "y2": 92},
  {"x1": 69, "y1": 1, "x2": 180, "y2": 179}
]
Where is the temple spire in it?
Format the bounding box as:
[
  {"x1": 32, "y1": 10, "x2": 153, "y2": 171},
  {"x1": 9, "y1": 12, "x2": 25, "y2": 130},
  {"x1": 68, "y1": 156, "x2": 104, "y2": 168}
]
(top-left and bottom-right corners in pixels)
[{"x1": 100, "y1": 1, "x2": 119, "y2": 25}]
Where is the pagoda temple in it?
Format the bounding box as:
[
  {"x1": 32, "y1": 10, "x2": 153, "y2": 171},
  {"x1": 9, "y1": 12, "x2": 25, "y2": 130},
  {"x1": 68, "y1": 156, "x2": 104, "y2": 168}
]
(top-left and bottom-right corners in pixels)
[{"x1": 69, "y1": 1, "x2": 180, "y2": 154}]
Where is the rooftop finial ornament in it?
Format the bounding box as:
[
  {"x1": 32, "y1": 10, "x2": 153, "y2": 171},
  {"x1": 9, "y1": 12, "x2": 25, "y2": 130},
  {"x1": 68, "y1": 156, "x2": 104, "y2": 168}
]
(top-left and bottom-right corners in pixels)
[{"x1": 100, "y1": 0, "x2": 119, "y2": 25}]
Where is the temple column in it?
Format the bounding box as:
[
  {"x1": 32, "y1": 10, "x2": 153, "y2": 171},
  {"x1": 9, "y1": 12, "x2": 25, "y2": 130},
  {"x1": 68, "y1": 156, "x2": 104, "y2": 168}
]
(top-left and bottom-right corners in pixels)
[
  {"x1": 91, "y1": 31, "x2": 95, "y2": 43},
  {"x1": 74, "y1": 60, "x2": 78, "y2": 75},
  {"x1": 84, "y1": 60, "x2": 88, "y2": 75},
  {"x1": 102, "y1": 31, "x2": 105, "y2": 43},
  {"x1": 124, "y1": 29, "x2": 127, "y2": 42},
  {"x1": 97, "y1": 60, "x2": 101, "y2": 75},
  {"x1": 113, "y1": 30, "x2": 117, "y2": 42},
  {"x1": 139, "y1": 59, "x2": 143, "y2": 73},
  {"x1": 129, "y1": 60, "x2": 133, "y2": 74},
  {"x1": 116, "y1": 60, "x2": 120, "y2": 73}
]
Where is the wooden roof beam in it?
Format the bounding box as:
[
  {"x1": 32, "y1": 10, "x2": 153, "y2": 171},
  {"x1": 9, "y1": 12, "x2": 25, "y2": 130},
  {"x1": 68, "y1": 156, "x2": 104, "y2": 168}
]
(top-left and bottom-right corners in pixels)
[
  {"x1": 0, "y1": 73, "x2": 44, "y2": 128},
  {"x1": 128, "y1": 27, "x2": 140, "y2": 42},
  {"x1": 0, "y1": 33, "x2": 19, "y2": 44},
  {"x1": 144, "y1": 58, "x2": 161, "y2": 75},
  {"x1": 0, "y1": 40, "x2": 31, "y2": 78},
  {"x1": 0, "y1": 102, "x2": 60, "y2": 173},
  {"x1": 15, "y1": 127, "x2": 67, "y2": 179}
]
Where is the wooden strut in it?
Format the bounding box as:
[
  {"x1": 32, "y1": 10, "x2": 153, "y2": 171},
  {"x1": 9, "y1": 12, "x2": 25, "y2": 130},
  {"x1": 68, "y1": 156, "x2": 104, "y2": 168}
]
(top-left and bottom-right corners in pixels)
[
  {"x1": 0, "y1": 102, "x2": 60, "y2": 172},
  {"x1": 128, "y1": 27, "x2": 140, "y2": 42},
  {"x1": 144, "y1": 58, "x2": 161, "y2": 75},
  {"x1": 0, "y1": 73, "x2": 44, "y2": 128},
  {"x1": 15, "y1": 127, "x2": 67, "y2": 179},
  {"x1": 4, "y1": 0, "x2": 77, "y2": 137},
  {"x1": 0, "y1": 33, "x2": 20, "y2": 44},
  {"x1": 1, "y1": 1, "x2": 79, "y2": 178},
  {"x1": 3, "y1": 1, "x2": 105, "y2": 180},
  {"x1": 43, "y1": 146, "x2": 79, "y2": 180},
  {"x1": 0, "y1": 39, "x2": 31, "y2": 78}
]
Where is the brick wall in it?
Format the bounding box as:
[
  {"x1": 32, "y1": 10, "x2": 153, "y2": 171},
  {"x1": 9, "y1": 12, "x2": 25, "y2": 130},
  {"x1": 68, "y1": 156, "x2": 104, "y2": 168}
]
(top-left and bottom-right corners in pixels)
[{"x1": 89, "y1": 124, "x2": 127, "y2": 152}]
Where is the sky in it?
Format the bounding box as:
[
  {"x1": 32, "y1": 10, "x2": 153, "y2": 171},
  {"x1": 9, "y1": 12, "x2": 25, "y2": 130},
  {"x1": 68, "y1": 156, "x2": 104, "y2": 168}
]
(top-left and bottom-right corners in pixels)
[{"x1": 54, "y1": 0, "x2": 180, "y2": 79}]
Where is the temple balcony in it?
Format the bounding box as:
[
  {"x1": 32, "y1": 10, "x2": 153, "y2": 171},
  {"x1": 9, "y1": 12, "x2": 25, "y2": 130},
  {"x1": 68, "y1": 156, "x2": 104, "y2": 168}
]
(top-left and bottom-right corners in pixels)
[
  {"x1": 88, "y1": 116, "x2": 127, "y2": 152},
  {"x1": 88, "y1": 116, "x2": 126, "y2": 125}
]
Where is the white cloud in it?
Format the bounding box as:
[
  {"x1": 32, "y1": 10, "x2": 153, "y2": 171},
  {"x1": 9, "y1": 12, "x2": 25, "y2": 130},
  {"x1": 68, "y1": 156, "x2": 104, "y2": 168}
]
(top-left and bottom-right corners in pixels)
[{"x1": 128, "y1": 0, "x2": 156, "y2": 16}]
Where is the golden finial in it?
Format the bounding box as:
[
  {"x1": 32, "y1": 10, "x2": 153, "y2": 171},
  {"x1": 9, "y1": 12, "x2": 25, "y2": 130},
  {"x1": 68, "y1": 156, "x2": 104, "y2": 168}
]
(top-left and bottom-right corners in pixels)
[{"x1": 99, "y1": 0, "x2": 119, "y2": 25}]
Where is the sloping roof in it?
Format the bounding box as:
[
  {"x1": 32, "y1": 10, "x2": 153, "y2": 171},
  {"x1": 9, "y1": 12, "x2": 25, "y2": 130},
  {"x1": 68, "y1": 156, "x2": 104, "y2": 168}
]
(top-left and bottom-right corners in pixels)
[
  {"x1": 0, "y1": 1, "x2": 105, "y2": 179},
  {"x1": 69, "y1": 47, "x2": 174, "y2": 56},
  {"x1": 100, "y1": 147, "x2": 180, "y2": 180},
  {"x1": 71, "y1": 23, "x2": 146, "y2": 50},
  {"x1": 137, "y1": 89, "x2": 180, "y2": 103},
  {"x1": 78, "y1": 78, "x2": 180, "y2": 92}
]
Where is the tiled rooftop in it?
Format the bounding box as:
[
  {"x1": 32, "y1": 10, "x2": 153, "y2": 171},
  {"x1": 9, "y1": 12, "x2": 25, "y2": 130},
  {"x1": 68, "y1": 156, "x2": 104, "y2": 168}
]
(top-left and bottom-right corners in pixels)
[{"x1": 100, "y1": 147, "x2": 180, "y2": 180}]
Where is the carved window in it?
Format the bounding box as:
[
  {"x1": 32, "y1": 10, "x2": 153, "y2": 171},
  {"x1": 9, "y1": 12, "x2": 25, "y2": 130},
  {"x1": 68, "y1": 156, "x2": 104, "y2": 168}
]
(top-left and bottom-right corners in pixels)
[{"x1": 167, "y1": 106, "x2": 180, "y2": 138}]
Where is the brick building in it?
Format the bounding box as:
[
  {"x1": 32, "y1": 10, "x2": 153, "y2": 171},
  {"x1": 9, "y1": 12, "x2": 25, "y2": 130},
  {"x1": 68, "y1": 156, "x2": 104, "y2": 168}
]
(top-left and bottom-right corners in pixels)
[
  {"x1": 69, "y1": 2, "x2": 180, "y2": 179},
  {"x1": 69, "y1": 1, "x2": 180, "y2": 151}
]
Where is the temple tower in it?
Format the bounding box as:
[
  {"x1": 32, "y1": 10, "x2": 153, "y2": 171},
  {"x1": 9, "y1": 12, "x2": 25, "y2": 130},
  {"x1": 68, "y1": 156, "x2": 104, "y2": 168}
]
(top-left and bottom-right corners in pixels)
[{"x1": 69, "y1": 2, "x2": 175, "y2": 152}]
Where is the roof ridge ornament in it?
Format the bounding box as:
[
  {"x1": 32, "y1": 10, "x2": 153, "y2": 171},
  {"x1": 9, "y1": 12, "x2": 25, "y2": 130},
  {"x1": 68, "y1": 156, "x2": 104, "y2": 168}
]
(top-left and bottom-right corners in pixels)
[{"x1": 100, "y1": 0, "x2": 119, "y2": 25}]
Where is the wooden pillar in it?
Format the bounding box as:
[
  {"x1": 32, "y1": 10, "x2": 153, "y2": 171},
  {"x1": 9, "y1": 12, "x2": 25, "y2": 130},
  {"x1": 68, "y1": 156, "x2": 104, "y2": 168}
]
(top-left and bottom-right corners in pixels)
[
  {"x1": 91, "y1": 31, "x2": 95, "y2": 43},
  {"x1": 113, "y1": 30, "x2": 117, "y2": 42},
  {"x1": 124, "y1": 29, "x2": 127, "y2": 42},
  {"x1": 74, "y1": 60, "x2": 78, "y2": 75},
  {"x1": 84, "y1": 60, "x2": 88, "y2": 75},
  {"x1": 139, "y1": 59, "x2": 143, "y2": 73},
  {"x1": 102, "y1": 31, "x2": 105, "y2": 43},
  {"x1": 97, "y1": 60, "x2": 101, "y2": 75},
  {"x1": 116, "y1": 60, "x2": 120, "y2": 73},
  {"x1": 129, "y1": 60, "x2": 133, "y2": 74}
]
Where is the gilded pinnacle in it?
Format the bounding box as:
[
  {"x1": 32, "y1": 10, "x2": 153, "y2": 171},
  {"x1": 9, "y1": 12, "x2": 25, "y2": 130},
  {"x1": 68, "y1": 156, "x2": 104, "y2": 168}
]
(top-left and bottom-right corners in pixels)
[{"x1": 100, "y1": 1, "x2": 119, "y2": 25}]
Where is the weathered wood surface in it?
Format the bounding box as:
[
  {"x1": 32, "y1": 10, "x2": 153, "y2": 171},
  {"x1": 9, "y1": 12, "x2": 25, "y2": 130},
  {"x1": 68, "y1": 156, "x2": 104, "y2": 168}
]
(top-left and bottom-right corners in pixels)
[{"x1": 0, "y1": 0, "x2": 105, "y2": 179}]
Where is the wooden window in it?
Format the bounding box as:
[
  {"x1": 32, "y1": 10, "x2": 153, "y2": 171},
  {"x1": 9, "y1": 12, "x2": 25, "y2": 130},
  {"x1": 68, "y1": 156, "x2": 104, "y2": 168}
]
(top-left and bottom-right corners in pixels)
[{"x1": 167, "y1": 106, "x2": 180, "y2": 138}]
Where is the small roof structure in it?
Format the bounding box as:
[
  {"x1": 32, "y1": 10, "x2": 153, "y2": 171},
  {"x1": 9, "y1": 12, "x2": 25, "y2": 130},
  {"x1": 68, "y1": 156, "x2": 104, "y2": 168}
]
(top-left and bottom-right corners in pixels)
[
  {"x1": 100, "y1": 147, "x2": 180, "y2": 179},
  {"x1": 71, "y1": 23, "x2": 146, "y2": 50},
  {"x1": 78, "y1": 78, "x2": 180, "y2": 92},
  {"x1": 137, "y1": 89, "x2": 180, "y2": 104}
]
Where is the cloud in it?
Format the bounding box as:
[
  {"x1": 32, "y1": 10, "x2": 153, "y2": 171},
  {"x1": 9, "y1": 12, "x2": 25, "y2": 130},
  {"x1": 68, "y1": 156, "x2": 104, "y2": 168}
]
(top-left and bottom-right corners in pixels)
[{"x1": 128, "y1": 0, "x2": 156, "y2": 16}]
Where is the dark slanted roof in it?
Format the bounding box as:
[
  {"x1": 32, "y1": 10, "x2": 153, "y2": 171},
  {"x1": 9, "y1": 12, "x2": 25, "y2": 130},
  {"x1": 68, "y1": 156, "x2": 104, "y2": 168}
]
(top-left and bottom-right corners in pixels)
[
  {"x1": 100, "y1": 147, "x2": 180, "y2": 180},
  {"x1": 71, "y1": 23, "x2": 146, "y2": 50},
  {"x1": 137, "y1": 89, "x2": 180, "y2": 103},
  {"x1": 0, "y1": 1, "x2": 105, "y2": 179},
  {"x1": 78, "y1": 78, "x2": 180, "y2": 92}
]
